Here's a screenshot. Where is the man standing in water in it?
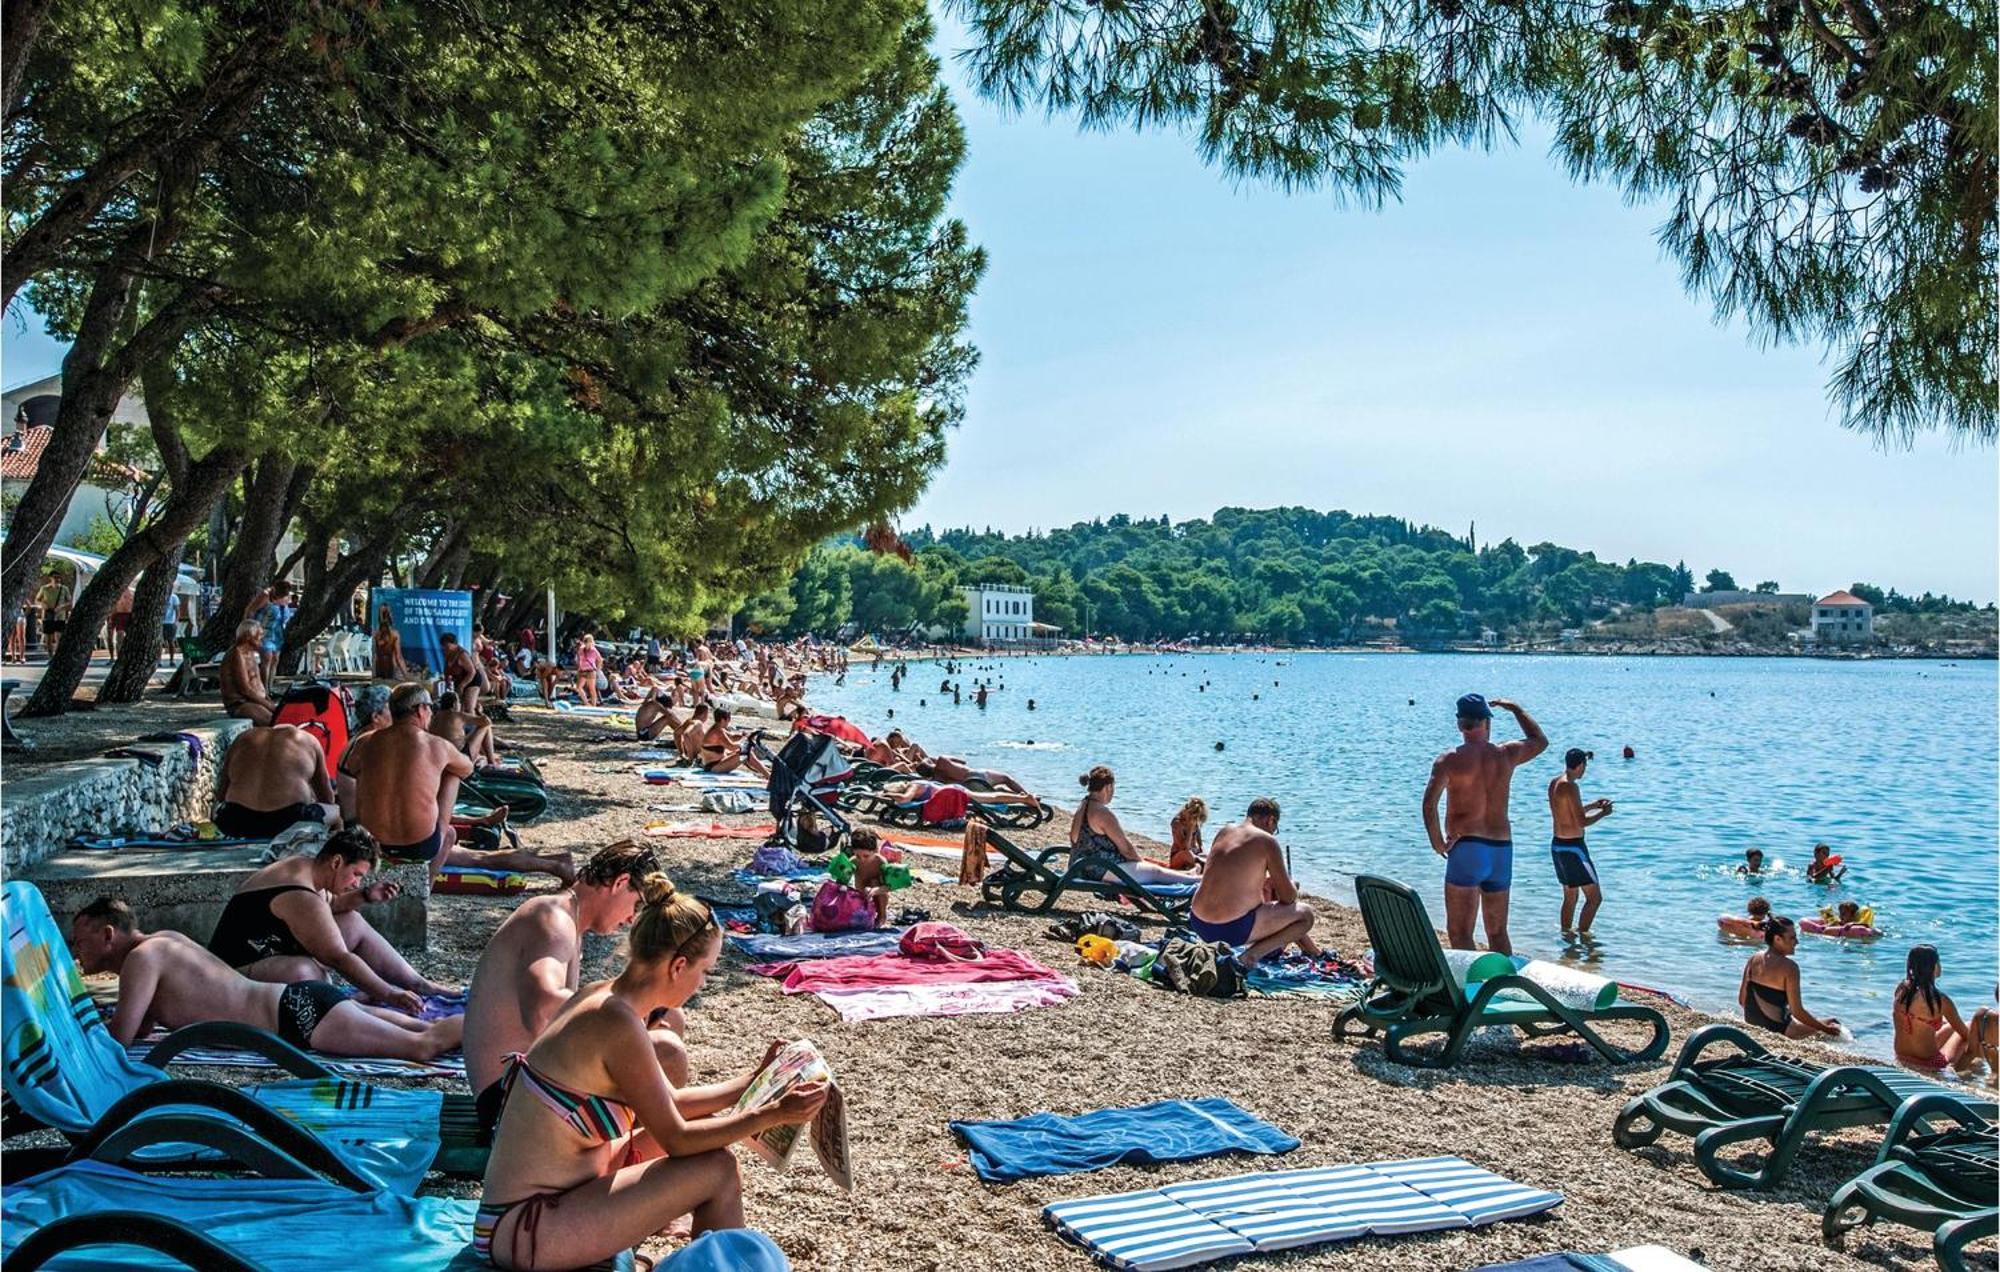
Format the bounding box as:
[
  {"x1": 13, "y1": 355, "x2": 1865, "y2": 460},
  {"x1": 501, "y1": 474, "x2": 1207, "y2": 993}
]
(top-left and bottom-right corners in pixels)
[
  {"x1": 1423, "y1": 693, "x2": 1547, "y2": 954},
  {"x1": 1547, "y1": 747, "x2": 1613, "y2": 937}
]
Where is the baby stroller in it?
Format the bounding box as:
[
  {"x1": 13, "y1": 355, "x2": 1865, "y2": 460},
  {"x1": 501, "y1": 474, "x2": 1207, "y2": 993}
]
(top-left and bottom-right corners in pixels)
[{"x1": 757, "y1": 730, "x2": 852, "y2": 853}]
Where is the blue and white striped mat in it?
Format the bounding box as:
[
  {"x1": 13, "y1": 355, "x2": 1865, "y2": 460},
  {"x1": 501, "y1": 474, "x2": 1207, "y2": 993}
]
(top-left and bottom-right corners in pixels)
[{"x1": 1044, "y1": 1156, "x2": 1561, "y2": 1270}]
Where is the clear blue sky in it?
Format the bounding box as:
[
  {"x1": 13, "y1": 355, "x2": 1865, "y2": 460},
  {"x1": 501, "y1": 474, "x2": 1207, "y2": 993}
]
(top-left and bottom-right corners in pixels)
[{"x1": 6, "y1": 22, "x2": 1995, "y2": 602}]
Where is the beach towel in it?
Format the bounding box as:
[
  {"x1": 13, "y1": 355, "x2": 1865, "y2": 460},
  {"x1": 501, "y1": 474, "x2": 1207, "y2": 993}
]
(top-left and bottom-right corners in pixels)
[
  {"x1": 952, "y1": 1098, "x2": 1300, "y2": 1183},
  {"x1": 646, "y1": 820, "x2": 778, "y2": 839},
  {"x1": 812, "y1": 977, "x2": 1080, "y2": 1022},
  {"x1": 3, "y1": 881, "x2": 440, "y2": 1191},
  {"x1": 1477, "y1": 1249, "x2": 1705, "y2": 1272},
  {"x1": 750, "y1": 948, "x2": 1066, "y2": 994},
  {"x1": 728, "y1": 930, "x2": 909, "y2": 961},
  {"x1": 921, "y1": 785, "x2": 971, "y2": 823},
  {"x1": 551, "y1": 700, "x2": 629, "y2": 717},
  {"x1": 433, "y1": 864, "x2": 528, "y2": 895},
  {"x1": 959, "y1": 820, "x2": 991, "y2": 885},
  {"x1": 123, "y1": 1040, "x2": 467, "y2": 1080},
  {"x1": 1045, "y1": 1156, "x2": 1562, "y2": 1271}
]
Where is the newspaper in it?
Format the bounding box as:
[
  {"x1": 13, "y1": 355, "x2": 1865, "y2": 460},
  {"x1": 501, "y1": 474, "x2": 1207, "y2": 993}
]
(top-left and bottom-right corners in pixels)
[{"x1": 732, "y1": 1039, "x2": 852, "y2": 1190}]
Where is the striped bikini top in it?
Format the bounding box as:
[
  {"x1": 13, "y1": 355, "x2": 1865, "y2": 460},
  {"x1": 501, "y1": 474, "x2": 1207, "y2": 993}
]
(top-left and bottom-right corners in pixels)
[{"x1": 502, "y1": 1052, "x2": 636, "y2": 1144}]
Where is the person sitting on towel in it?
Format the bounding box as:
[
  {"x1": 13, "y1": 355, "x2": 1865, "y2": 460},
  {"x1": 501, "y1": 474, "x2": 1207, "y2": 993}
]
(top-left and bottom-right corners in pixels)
[
  {"x1": 475, "y1": 877, "x2": 826, "y2": 1269},
  {"x1": 1188, "y1": 798, "x2": 1322, "y2": 962},
  {"x1": 213, "y1": 722, "x2": 341, "y2": 838},
  {"x1": 673, "y1": 702, "x2": 712, "y2": 764},
  {"x1": 70, "y1": 896, "x2": 460, "y2": 1060},
  {"x1": 848, "y1": 828, "x2": 893, "y2": 928},
  {"x1": 635, "y1": 687, "x2": 678, "y2": 743},
  {"x1": 220, "y1": 619, "x2": 276, "y2": 725},
  {"x1": 207, "y1": 826, "x2": 453, "y2": 1010},
  {"x1": 698, "y1": 708, "x2": 769, "y2": 778},
  {"x1": 430, "y1": 689, "x2": 501, "y2": 768},
  {"x1": 463, "y1": 840, "x2": 678, "y2": 1137},
  {"x1": 1068, "y1": 766, "x2": 1197, "y2": 886}
]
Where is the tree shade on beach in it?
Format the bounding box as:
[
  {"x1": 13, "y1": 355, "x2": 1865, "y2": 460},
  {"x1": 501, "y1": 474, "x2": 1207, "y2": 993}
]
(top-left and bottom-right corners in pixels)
[
  {"x1": 947, "y1": 0, "x2": 1997, "y2": 446},
  {"x1": 6, "y1": 3, "x2": 983, "y2": 715}
]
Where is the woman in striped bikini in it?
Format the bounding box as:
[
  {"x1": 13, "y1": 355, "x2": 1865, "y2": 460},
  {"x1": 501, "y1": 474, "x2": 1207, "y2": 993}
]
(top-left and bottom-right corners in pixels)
[{"x1": 473, "y1": 874, "x2": 826, "y2": 1269}]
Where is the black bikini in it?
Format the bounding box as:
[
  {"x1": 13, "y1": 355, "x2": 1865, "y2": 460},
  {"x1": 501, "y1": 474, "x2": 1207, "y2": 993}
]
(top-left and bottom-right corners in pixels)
[
  {"x1": 1745, "y1": 979, "x2": 1792, "y2": 1033},
  {"x1": 207, "y1": 885, "x2": 316, "y2": 968}
]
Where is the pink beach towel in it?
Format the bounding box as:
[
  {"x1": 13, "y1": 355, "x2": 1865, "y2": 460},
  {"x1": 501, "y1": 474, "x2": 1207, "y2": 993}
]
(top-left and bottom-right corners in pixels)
[
  {"x1": 811, "y1": 978, "x2": 1080, "y2": 1022},
  {"x1": 749, "y1": 948, "x2": 1065, "y2": 995}
]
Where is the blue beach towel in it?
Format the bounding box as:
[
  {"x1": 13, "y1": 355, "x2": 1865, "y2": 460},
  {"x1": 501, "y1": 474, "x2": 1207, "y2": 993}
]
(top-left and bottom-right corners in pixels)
[
  {"x1": 953, "y1": 1098, "x2": 1299, "y2": 1183},
  {"x1": 728, "y1": 930, "x2": 908, "y2": 961},
  {"x1": 1044, "y1": 1155, "x2": 1562, "y2": 1271},
  {"x1": 1, "y1": 881, "x2": 440, "y2": 1194}
]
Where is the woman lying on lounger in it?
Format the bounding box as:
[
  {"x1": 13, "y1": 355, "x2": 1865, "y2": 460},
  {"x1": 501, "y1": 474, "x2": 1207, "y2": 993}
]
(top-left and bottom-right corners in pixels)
[
  {"x1": 1070, "y1": 766, "x2": 1202, "y2": 887},
  {"x1": 882, "y1": 779, "x2": 1041, "y2": 811},
  {"x1": 475, "y1": 876, "x2": 826, "y2": 1269}
]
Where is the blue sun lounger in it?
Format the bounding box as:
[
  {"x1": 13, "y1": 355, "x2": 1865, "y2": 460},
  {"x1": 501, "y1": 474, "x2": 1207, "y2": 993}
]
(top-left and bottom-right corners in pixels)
[
  {"x1": 1, "y1": 1158, "x2": 795, "y2": 1271},
  {"x1": 1, "y1": 880, "x2": 446, "y2": 1193},
  {"x1": 1043, "y1": 1155, "x2": 1562, "y2": 1271}
]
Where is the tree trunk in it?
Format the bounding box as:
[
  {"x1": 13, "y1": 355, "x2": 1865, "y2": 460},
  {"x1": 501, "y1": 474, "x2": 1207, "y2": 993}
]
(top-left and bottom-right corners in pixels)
[
  {"x1": 194, "y1": 454, "x2": 298, "y2": 650},
  {"x1": 22, "y1": 445, "x2": 247, "y2": 715},
  {"x1": 2, "y1": 0, "x2": 55, "y2": 121},
  {"x1": 280, "y1": 516, "x2": 409, "y2": 673},
  {"x1": 97, "y1": 543, "x2": 187, "y2": 703},
  {"x1": 414, "y1": 521, "x2": 463, "y2": 589}
]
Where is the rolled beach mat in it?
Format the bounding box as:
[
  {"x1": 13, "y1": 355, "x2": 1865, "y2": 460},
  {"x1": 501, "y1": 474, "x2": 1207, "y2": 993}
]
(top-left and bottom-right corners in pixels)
[
  {"x1": 1442, "y1": 948, "x2": 1516, "y2": 988},
  {"x1": 1510, "y1": 958, "x2": 1619, "y2": 1011}
]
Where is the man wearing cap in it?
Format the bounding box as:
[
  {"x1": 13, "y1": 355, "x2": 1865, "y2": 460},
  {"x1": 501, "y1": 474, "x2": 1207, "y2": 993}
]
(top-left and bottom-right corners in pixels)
[
  {"x1": 1423, "y1": 693, "x2": 1548, "y2": 954},
  {"x1": 1548, "y1": 747, "x2": 1614, "y2": 936}
]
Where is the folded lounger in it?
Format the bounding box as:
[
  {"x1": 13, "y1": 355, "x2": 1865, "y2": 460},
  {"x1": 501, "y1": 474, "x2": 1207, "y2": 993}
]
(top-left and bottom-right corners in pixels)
[
  {"x1": 1044, "y1": 1155, "x2": 1561, "y2": 1271},
  {"x1": 977, "y1": 828, "x2": 1194, "y2": 922},
  {"x1": 0, "y1": 881, "x2": 483, "y2": 1190},
  {"x1": 1613, "y1": 1022, "x2": 1994, "y2": 1190},
  {"x1": 1332, "y1": 875, "x2": 1669, "y2": 1069},
  {"x1": 1822, "y1": 1092, "x2": 1997, "y2": 1271},
  {"x1": 1, "y1": 1158, "x2": 793, "y2": 1271}
]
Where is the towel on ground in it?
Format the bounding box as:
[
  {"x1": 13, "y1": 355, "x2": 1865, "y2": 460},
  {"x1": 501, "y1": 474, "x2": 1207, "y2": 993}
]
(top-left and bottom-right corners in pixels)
[
  {"x1": 647, "y1": 821, "x2": 777, "y2": 839},
  {"x1": 750, "y1": 947, "x2": 1066, "y2": 995},
  {"x1": 1045, "y1": 1155, "x2": 1562, "y2": 1272},
  {"x1": 728, "y1": 930, "x2": 908, "y2": 961},
  {"x1": 952, "y1": 1098, "x2": 1299, "y2": 1183},
  {"x1": 1478, "y1": 1251, "x2": 1705, "y2": 1272},
  {"x1": 812, "y1": 977, "x2": 1079, "y2": 1022}
]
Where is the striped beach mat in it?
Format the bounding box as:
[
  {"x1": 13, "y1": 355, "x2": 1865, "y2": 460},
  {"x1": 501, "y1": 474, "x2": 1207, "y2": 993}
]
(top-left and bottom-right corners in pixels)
[
  {"x1": 1043, "y1": 1156, "x2": 1561, "y2": 1270},
  {"x1": 126, "y1": 1041, "x2": 465, "y2": 1080}
]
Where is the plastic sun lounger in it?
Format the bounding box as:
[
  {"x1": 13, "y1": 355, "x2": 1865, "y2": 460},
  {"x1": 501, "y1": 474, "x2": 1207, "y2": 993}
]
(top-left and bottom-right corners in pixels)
[
  {"x1": 1332, "y1": 875, "x2": 1669, "y2": 1070},
  {"x1": 976, "y1": 827, "x2": 1195, "y2": 921},
  {"x1": 834, "y1": 785, "x2": 1054, "y2": 831},
  {"x1": 1822, "y1": 1092, "x2": 1998, "y2": 1272},
  {"x1": 1612, "y1": 1022, "x2": 1994, "y2": 1190},
  {"x1": 1, "y1": 881, "x2": 486, "y2": 1190},
  {"x1": 1, "y1": 1154, "x2": 787, "y2": 1271}
]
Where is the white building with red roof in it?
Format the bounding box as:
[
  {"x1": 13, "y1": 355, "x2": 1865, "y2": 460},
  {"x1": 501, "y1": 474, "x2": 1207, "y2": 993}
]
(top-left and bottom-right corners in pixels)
[{"x1": 1812, "y1": 590, "x2": 1874, "y2": 643}]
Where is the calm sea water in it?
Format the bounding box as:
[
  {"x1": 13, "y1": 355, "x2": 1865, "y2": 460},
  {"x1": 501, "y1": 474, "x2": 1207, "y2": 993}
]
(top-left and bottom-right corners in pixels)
[{"x1": 813, "y1": 652, "x2": 1999, "y2": 1060}]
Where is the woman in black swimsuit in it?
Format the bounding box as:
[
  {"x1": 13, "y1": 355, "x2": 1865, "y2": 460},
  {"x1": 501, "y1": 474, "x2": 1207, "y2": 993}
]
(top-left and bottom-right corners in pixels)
[
  {"x1": 1068, "y1": 766, "x2": 1202, "y2": 887},
  {"x1": 1738, "y1": 915, "x2": 1841, "y2": 1039}
]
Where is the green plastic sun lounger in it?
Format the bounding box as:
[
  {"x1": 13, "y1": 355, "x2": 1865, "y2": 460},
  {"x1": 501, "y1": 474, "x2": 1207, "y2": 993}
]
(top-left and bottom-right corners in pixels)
[
  {"x1": 977, "y1": 828, "x2": 1194, "y2": 921},
  {"x1": 834, "y1": 785, "x2": 1054, "y2": 831},
  {"x1": 1613, "y1": 1023, "x2": 1994, "y2": 1190},
  {"x1": 1332, "y1": 875, "x2": 1669, "y2": 1069},
  {"x1": 1822, "y1": 1092, "x2": 1997, "y2": 1271},
  {"x1": 1, "y1": 881, "x2": 484, "y2": 1189}
]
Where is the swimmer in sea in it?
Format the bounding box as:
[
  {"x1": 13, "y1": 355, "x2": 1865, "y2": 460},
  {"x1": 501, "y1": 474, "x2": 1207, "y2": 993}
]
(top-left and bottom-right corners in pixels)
[
  {"x1": 1805, "y1": 842, "x2": 1846, "y2": 884},
  {"x1": 1735, "y1": 848, "x2": 1765, "y2": 875}
]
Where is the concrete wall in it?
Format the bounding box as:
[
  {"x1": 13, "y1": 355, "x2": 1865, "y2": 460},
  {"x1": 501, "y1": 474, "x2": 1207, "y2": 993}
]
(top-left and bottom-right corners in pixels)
[{"x1": 1, "y1": 719, "x2": 252, "y2": 871}]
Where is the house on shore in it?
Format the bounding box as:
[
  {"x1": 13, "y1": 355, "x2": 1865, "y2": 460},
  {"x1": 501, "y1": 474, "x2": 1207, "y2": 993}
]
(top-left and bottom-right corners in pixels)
[
  {"x1": 1811, "y1": 591, "x2": 1875, "y2": 643},
  {"x1": 961, "y1": 583, "x2": 1036, "y2": 646},
  {"x1": 1, "y1": 372, "x2": 151, "y2": 547}
]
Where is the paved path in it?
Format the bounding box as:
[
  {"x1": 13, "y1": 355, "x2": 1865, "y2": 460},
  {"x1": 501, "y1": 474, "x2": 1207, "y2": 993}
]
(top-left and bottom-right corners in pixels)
[{"x1": 1700, "y1": 608, "x2": 1734, "y2": 634}]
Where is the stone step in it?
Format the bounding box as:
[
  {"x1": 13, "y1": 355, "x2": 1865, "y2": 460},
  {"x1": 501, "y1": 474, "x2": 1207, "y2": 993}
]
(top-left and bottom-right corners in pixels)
[{"x1": 22, "y1": 843, "x2": 431, "y2": 951}]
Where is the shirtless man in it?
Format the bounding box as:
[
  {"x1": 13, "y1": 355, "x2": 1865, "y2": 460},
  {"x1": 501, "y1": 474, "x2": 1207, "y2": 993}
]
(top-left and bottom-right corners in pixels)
[
  {"x1": 1423, "y1": 693, "x2": 1548, "y2": 955},
  {"x1": 1188, "y1": 799, "x2": 1320, "y2": 962},
  {"x1": 698, "y1": 709, "x2": 768, "y2": 777},
  {"x1": 70, "y1": 896, "x2": 460, "y2": 1061},
  {"x1": 220, "y1": 620, "x2": 275, "y2": 725},
  {"x1": 213, "y1": 723, "x2": 341, "y2": 838},
  {"x1": 439, "y1": 632, "x2": 489, "y2": 715},
  {"x1": 673, "y1": 703, "x2": 712, "y2": 764},
  {"x1": 462, "y1": 840, "x2": 685, "y2": 1136},
  {"x1": 341, "y1": 682, "x2": 473, "y2": 876},
  {"x1": 1547, "y1": 747, "x2": 1614, "y2": 936},
  {"x1": 430, "y1": 689, "x2": 499, "y2": 767},
  {"x1": 635, "y1": 687, "x2": 678, "y2": 743},
  {"x1": 207, "y1": 826, "x2": 451, "y2": 1007}
]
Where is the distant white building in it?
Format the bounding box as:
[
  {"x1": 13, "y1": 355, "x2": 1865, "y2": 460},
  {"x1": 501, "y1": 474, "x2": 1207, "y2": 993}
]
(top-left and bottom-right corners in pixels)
[
  {"x1": 1683, "y1": 589, "x2": 1810, "y2": 609},
  {"x1": 1812, "y1": 591, "x2": 1875, "y2": 643},
  {"x1": 1, "y1": 372, "x2": 151, "y2": 548},
  {"x1": 961, "y1": 583, "x2": 1035, "y2": 645}
]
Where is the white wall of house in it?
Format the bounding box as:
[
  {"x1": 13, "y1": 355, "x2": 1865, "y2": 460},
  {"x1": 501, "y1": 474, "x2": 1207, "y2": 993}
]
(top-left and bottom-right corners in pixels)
[
  {"x1": 960, "y1": 584, "x2": 1035, "y2": 644},
  {"x1": 1812, "y1": 601, "x2": 1875, "y2": 642}
]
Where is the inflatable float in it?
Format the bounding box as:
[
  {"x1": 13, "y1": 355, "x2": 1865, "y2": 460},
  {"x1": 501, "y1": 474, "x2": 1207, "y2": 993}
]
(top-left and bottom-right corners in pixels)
[
  {"x1": 1801, "y1": 905, "x2": 1880, "y2": 939},
  {"x1": 1716, "y1": 914, "x2": 1766, "y2": 939}
]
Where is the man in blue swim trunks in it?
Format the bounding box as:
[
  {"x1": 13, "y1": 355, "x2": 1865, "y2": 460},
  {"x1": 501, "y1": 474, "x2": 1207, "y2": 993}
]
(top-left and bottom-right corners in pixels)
[
  {"x1": 1423, "y1": 693, "x2": 1547, "y2": 955},
  {"x1": 1188, "y1": 798, "x2": 1321, "y2": 962},
  {"x1": 1547, "y1": 747, "x2": 1614, "y2": 936}
]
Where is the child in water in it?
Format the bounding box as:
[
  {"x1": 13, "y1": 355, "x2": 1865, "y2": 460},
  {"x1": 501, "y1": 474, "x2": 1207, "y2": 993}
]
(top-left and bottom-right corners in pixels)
[
  {"x1": 1805, "y1": 842, "x2": 1846, "y2": 884},
  {"x1": 1819, "y1": 900, "x2": 1868, "y2": 929},
  {"x1": 848, "y1": 828, "x2": 892, "y2": 928},
  {"x1": 1735, "y1": 848, "x2": 1765, "y2": 875}
]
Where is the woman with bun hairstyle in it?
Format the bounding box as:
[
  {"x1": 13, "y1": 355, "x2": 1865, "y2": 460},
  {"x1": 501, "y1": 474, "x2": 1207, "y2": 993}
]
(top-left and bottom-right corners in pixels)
[
  {"x1": 475, "y1": 873, "x2": 827, "y2": 1269},
  {"x1": 1069, "y1": 766, "x2": 1203, "y2": 886},
  {"x1": 1738, "y1": 914, "x2": 1840, "y2": 1040}
]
